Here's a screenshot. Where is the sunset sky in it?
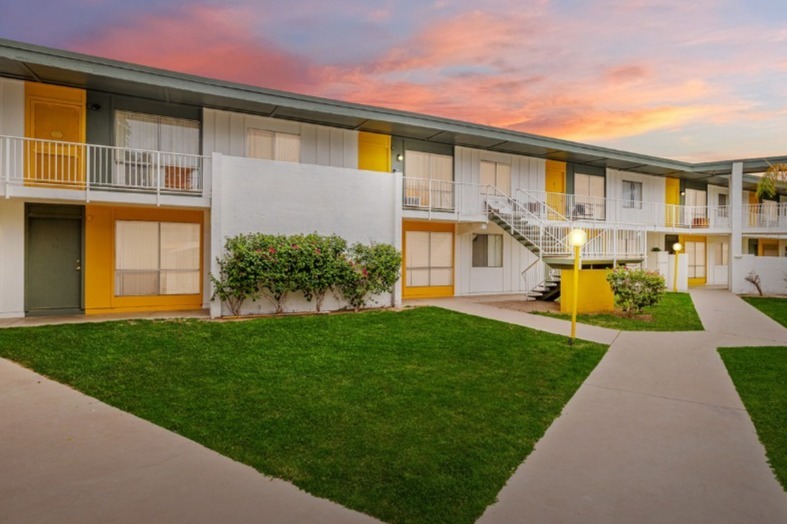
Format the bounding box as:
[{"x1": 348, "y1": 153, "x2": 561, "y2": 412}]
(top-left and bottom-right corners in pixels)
[{"x1": 3, "y1": 0, "x2": 786, "y2": 161}]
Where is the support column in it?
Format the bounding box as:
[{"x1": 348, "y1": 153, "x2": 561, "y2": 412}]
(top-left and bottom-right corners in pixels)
[{"x1": 729, "y1": 161, "x2": 743, "y2": 291}]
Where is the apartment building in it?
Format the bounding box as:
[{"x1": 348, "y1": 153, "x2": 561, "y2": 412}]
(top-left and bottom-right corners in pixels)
[{"x1": 0, "y1": 39, "x2": 784, "y2": 318}]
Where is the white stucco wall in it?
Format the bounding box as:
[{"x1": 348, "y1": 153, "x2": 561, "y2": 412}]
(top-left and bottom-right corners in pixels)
[
  {"x1": 210, "y1": 153, "x2": 402, "y2": 317},
  {"x1": 0, "y1": 199, "x2": 25, "y2": 317},
  {"x1": 455, "y1": 222, "x2": 538, "y2": 295},
  {"x1": 203, "y1": 108, "x2": 358, "y2": 169},
  {"x1": 732, "y1": 255, "x2": 787, "y2": 295}
]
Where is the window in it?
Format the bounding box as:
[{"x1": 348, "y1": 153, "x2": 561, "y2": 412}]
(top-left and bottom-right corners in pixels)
[
  {"x1": 114, "y1": 111, "x2": 200, "y2": 188},
  {"x1": 685, "y1": 188, "x2": 708, "y2": 225},
  {"x1": 472, "y1": 234, "x2": 503, "y2": 267},
  {"x1": 405, "y1": 230, "x2": 453, "y2": 287},
  {"x1": 115, "y1": 221, "x2": 200, "y2": 296},
  {"x1": 247, "y1": 129, "x2": 301, "y2": 162},
  {"x1": 573, "y1": 172, "x2": 606, "y2": 219},
  {"x1": 622, "y1": 180, "x2": 642, "y2": 209},
  {"x1": 403, "y1": 151, "x2": 454, "y2": 209},
  {"x1": 684, "y1": 240, "x2": 706, "y2": 279},
  {"x1": 480, "y1": 161, "x2": 511, "y2": 194}
]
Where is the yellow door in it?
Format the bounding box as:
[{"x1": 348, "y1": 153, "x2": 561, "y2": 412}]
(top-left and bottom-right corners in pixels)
[
  {"x1": 358, "y1": 132, "x2": 391, "y2": 173},
  {"x1": 680, "y1": 235, "x2": 707, "y2": 286},
  {"x1": 25, "y1": 83, "x2": 86, "y2": 187},
  {"x1": 545, "y1": 160, "x2": 566, "y2": 219},
  {"x1": 665, "y1": 178, "x2": 680, "y2": 227},
  {"x1": 758, "y1": 239, "x2": 778, "y2": 257}
]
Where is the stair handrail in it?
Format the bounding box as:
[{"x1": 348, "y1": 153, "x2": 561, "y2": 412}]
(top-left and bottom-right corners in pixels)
[{"x1": 484, "y1": 186, "x2": 570, "y2": 255}]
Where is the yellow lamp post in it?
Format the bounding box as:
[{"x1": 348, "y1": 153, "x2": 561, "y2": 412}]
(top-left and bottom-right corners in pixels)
[
  {"x1": 569, "y1": 228, "x2": 587, "y2": 344},
  {"x1": 672, "y1": 242, "x2": 682, "y2": 292}
]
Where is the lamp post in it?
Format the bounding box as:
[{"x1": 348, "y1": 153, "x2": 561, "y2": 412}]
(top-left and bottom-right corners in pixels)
[
  {"x1": 569, "y1": 228, "x2": 587, "y2": 344},
  {"x1": 672, "y1": 242, "x2": 683, "y2": 292}
]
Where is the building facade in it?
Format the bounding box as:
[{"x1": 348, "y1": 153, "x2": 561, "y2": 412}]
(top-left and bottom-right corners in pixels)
[{"x1": 0, "y1": 39, "x2": 784, "y2": 319}]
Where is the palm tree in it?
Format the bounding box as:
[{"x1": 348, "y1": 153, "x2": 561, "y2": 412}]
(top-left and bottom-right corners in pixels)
[{"x1": 757, "y1": 163, "x2": 787, "y2": 198}]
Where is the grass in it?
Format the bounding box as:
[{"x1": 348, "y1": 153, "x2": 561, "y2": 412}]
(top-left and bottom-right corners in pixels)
[
  {"x1": 719, "y1": 346, "x2": 787, "y2": 490},
  {"x1": 0, "y1": 307, "x2": 606, "y2": 524},
  {"x1": 742, "y1": 297, "x2": 787, "y2": 328},
  {"x1": 535, "y1": 292, "x2": 704, "y2": 331}
]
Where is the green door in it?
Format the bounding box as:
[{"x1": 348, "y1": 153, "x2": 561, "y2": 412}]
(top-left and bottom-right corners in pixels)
[{"x1": 26, "y1": 205, "x2": 84, "y2": 316}]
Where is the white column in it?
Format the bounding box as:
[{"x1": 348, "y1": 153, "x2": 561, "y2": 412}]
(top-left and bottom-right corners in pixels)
[
  {"x1": 729, "y1": 161, "x2": 743, "y2": 291},
  {"x1": 209, "y1": 153, "x2": 223, "y2": 318}
]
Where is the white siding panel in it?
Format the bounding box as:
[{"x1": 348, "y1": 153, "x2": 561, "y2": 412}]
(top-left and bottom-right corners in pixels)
[
  {"x1": 202, "y1": 109, "x2": 358, "y2": 168},
  {"x1": 0, "y1": 199, "x2": 25, "y2": 317},
  {"x1": 0, "y1": 78, "x2": 24, "y2": 137}
]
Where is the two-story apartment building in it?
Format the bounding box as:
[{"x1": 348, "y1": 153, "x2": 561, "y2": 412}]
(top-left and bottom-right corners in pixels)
[{"x1": 0, "y1": 38, "x2": 784, "y2": 318}]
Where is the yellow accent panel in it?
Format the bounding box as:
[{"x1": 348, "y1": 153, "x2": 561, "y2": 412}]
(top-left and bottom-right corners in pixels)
[
  {"x1": 25, "y1": 82, "x2": 86, "y2": 187},
  {"x1": 545, "y1": 160, "x2": 566, "y2": 219},
  {"x1": 560, "y1": 269, "x2": 614, "y2": 314},
  {"x1": 402, "y1": 220, "x2": 455, "y2": 299},
  {"x1": 665, "y1": 178, "x2": 681, "y2": 226},
  {"x1": 758, "y1": 239, "x2": 778, "y2": 257},
  {"x1": 358, "y1": 132, "x2": 391, "y2": 172},
  {"x1": 84, "y1": 205, "x2": 204, "y2": 315}
]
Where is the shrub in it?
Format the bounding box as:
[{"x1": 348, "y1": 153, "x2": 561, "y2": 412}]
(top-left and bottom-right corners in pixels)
[
  {"x1": 340, "y1": 242, "x2": 402, "y2": 311},
  {"x1": 212, "y1": 233, "x2": 400, "y2": 315},
  {"x1": 606, "y1": 266, "x2": 666, "y2": 317},
  {"x1": 211, "y1": 234, "x2": 264, "y2": 316}
]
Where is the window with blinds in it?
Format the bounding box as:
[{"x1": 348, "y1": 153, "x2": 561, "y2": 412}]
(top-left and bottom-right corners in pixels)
[
  {"x1": 113, "y1": 111, "x2": 200, "y2": 188},
  {"x1": 115, "y1": 221, "x2": 201, "y2": 296},
  {"x1": 247, "y1": 129, "x2": 301, "y2": 162},
  {"x1": 480, "y1": 161, "x2": 511, "y2": 194},
  {"x1": 622, "y1": 180, "x2": 643, "y2": 209}
]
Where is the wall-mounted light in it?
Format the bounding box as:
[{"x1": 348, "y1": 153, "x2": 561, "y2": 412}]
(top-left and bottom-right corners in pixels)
[
  {"x1": 680, "y1": 190, "x2": 686, "y2": 196},
  {"x1": 89, "y1": 103, "x2": 102, "y2": 111},
  {"x1": 396, "y1": 153, "x2": 404, "y2": 162}
]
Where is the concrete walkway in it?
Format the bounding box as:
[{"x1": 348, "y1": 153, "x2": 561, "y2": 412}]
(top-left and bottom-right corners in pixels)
[
  {"x1": 0, "y1": 356, "x2": 380, "y2": 524},
  {"x1": 451, "y1": 288, "x2": 787, "y2": 524}
]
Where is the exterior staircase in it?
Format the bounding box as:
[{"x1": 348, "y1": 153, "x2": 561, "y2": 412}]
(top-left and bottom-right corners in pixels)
[{"x1": 486, "y1": 194, "x2": 570, "y2": 301}]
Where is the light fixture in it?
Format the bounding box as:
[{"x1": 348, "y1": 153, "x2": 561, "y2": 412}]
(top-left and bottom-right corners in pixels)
[
  {"x1": 672, "y1": 242, "x2": 682, "y2": 292},
  {"x1": 569, "y1": 228, "x2": 587, "y2": 343},
  {"x1": 396, "y1": 153, "x2": 404, "y2": 162},
  {"x1": 680, "y1": 190, "x2": 686, "y2": 196}
]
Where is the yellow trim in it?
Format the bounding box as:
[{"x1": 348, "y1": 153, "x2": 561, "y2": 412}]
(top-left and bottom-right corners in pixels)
[
  {"x1": 402, "y1": 220, "x2": 455, "y2": 299},
  {"x1": 25, "y1": 82, "x2": 86, "y2": 188},
  {"x1": 85, "y1": 205, "x2": 204, "y2": 314},
  {"x1": 679, "y1": 235, "x2": 707, "y2": 287},
  {"x1": 358, "y1": 131, "x2": 391, "y2": 172}
]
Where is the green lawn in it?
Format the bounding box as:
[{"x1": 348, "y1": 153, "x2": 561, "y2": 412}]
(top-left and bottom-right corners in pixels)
[
  {"x1": 742, "y1": 297, "x2": 787, "y2": 328},
  {"x1": 719, "y1": 346, "x2": 787, "y2": 490},
  {"x1": 0, "y1": 307, "x2": 606, "y2": 524},
  {"x1": 536, "y1": 292, "x2": 703, "y2": 331}
]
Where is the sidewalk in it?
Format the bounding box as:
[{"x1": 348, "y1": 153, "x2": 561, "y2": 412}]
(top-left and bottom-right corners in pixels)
[
  {"x1": 465, "y1": 288, "x2": 787, "y2": 523},
  {"x1": 0, "y1": 358, "x2": 380, "y2": 524}
]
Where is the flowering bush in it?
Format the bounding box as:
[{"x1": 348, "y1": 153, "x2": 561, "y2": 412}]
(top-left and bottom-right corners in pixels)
[
  {"x1": 339, "y1": 243, "x2": 402, "y2": 311},
  {"x1": 212, "y1": 233, "x2": 400, "y2": 315},
  {"x1": 606, "y1": 266, "x2": 666, "y2": 317}
]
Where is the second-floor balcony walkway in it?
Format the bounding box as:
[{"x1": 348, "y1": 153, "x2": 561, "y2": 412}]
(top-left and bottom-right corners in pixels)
[{"x1": 0, "y1": 135, "x2": 210, "y2": 207}]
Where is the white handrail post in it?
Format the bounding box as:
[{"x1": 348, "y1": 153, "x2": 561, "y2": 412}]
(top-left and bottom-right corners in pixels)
[
  {"x1": 85, "y1": 144, "x2": 91, "y2": 203},
  {"x1": 156, "y1": 150, "x2": 161, "y2": 206},
  {"x1": 4, "y1": 136, "x2": 10, "y2": 199}
]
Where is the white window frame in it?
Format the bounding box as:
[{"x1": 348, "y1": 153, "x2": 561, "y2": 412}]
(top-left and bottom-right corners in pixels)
[{"x1": 480, "y1": 160, "x2": 511, "y2": 194}]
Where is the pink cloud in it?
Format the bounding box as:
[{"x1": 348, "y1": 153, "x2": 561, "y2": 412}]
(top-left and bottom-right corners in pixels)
[{"x1": 68, "y1": 5, "x2": 319, "y2": 92}]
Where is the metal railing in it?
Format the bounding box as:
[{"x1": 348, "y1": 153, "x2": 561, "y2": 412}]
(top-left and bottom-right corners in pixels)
[
  {"x1": 744, "y1": 203, "x2": 787, "y2": 229},
  {"x1": 1, "y1": 135, "x2": 206, "y2": 199}
]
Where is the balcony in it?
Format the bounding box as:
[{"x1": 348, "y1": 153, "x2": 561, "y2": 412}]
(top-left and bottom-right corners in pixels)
[
  {"x1": 0, "y1": 135, "x2": 210, "y2": 207},
  {"x1": 401, "y1": 179, "x2": 787, "y2": 234}
]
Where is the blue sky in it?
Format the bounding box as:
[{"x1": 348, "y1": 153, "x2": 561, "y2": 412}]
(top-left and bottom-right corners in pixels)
[{"x1": 3, "y1": 0, "x2": 787, "y2": 161}]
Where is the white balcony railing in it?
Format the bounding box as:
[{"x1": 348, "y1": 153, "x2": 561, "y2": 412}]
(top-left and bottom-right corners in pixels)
[
  {"x1": 0, "y1": 135, "x2": 207, "y2": 199},
  {"x1": 744, "y1": 203, "x2": 787, "y2": 230}
]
